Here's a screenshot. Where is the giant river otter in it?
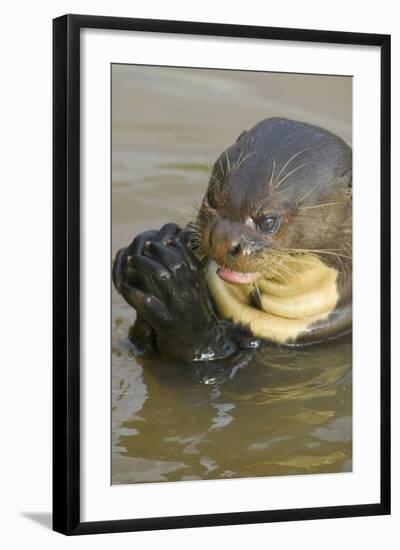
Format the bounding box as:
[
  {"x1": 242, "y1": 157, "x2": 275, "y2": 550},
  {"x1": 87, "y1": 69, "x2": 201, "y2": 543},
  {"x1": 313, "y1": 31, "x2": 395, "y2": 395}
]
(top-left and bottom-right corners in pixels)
[{"x1": 113, "y1": 117, "x2": 352, "y2": 362}]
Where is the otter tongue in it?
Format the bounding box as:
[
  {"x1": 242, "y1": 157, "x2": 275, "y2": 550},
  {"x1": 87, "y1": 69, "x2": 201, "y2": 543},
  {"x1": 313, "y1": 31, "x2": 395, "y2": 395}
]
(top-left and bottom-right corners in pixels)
[{"x1": 217, "y1": 268, "x2": 261, "y2": 285}]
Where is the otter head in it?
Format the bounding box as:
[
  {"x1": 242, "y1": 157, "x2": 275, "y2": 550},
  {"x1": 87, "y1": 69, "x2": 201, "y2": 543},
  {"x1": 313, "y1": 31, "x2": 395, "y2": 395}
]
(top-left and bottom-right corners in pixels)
[{"x1": 196, "y1": 117, "x2": 352, "y2": 286}]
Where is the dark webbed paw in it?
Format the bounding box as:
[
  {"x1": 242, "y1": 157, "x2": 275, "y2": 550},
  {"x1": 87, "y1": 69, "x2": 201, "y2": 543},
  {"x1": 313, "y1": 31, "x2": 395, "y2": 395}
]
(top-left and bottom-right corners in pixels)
[
  {"x1": 113, "y1": 223, "x2": 180, "y2": 293},
  {"x1": 113, "y1": 223, "x2": 236, "y2": 362},
  {"x1": 113, "y1": 224, "x2": 181, "y2": 356}
]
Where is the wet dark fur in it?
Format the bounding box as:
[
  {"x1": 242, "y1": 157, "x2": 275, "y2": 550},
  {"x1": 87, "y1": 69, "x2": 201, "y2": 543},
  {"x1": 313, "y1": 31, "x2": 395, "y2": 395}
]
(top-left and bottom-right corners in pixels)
[{"x1": 113, "y1": 118, "x2": 352, "y2": 361}]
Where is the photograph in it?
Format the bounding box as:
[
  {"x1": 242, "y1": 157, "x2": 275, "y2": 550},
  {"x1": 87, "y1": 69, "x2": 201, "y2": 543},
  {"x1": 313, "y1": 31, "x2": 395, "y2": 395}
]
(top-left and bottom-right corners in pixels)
[
  {"x1": 111, "y1": 64, "x2": 353, "y2": 485},
  {"x1": 1, "y1": 1, "x2": 394, "y2": 544}
]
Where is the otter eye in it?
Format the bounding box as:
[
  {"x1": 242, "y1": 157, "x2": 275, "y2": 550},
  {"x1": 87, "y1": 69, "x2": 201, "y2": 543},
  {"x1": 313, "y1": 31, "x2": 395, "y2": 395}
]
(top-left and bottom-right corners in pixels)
[{"x1": 258, "y1": 215, "x2": 280, "y2": 234}]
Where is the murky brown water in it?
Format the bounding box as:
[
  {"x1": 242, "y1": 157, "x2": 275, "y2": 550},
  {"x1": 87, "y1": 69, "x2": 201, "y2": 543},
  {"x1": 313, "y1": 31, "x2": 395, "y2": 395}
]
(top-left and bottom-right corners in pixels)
[{"x1": 111, "y1": 65, "x2": 352, "y2": 484}]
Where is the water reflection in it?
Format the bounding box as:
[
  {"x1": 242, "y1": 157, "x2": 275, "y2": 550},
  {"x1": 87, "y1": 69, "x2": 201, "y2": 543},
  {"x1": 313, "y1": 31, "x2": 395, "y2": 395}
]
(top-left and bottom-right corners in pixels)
[{"x1": 112, "y1": 335, "x2": 351, "y2": 484}]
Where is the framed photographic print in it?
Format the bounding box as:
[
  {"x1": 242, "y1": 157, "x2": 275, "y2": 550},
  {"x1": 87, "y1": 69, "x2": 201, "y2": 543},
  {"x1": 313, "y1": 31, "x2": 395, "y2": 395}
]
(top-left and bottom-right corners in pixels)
[{"x1": 53, "y1": 14, "x2": 391, "y2": 535}]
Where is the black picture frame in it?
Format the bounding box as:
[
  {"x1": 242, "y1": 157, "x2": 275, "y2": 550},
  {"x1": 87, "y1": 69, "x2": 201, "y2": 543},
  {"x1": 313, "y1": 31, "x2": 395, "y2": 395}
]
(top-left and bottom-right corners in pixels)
[{"x1": 53, "y1": 13, "x2": 391, "y2": 535}]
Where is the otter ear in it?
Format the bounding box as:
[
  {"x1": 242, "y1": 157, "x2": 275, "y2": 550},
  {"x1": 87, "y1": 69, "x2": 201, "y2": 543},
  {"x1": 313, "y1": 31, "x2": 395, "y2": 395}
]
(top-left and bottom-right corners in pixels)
[{"x1": 236, "y1": 130, "x2": 248, "y2": 142}]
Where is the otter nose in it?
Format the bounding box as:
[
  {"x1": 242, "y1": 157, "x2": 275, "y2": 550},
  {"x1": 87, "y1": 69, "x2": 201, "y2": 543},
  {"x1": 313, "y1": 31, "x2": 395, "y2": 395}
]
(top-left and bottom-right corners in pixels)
[
  {"x1": 209, "y1": 220, "x2": 246, "y2": 259},
  {"x1": 228, "y1": 240, "x2": 243, "y2": 258},
  {"x1": 209, "y1": 219, "x2": 259, "y2": 263}
]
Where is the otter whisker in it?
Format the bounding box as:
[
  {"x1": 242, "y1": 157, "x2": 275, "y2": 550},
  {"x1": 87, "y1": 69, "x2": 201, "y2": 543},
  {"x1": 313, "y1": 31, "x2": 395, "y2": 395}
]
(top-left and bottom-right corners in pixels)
[
  {"x1": 192, "y1": 198, "x2": 203, "y2": 213},
  {"x1": 297, "y1": 202, "x2": 342, "y2": 210},
  {"x1": 186, "y1": 221, "x2": 201, "y2": 234},
  {"x1": 185, "y1": 229, "x2": 202, "y2": 241},
  {"x1": 297, "y1": 181, "x2": 320, "y2": 205},
  {"x1": 268, "y1": 187, "x2": 292, "y2": 199},
  {"x1": 175, "y1": 206, "x2": 199, "y2": 225},
  {"x1": 280, "y1": 247, "x2": 350, "y2": 255},
  {"x1": 268, "y1": 160, "x2": 276, "y2": 188},
  {"x1": 175, "y1": 205, "x2": 192, "y2": 217},
  {"x1": 225, "y1": 151, "x2": 231, "y2": 174},
  {"x1": 252, "y1": 281, "x2": 263, "y2": 307},
  {"x1": 271, "y1": 260, "x2": 298, "y2": 279},
  {"x1": 197, "y1": 208, "x2": 212, "y2": 224},
  {"x1": 237, "y1": 151, "x2": 256, "y2": 170},
  {"x1": 218, "y1": 157, "x2": 225, "y2": 177},
  {"x1": 282, "y1": 247, "x2": 349, "y2": 254},
  {"x1": 280, "y1": 248, "x2": 352, "y2": 261},
  {"x1": 274, "y1": 254, "x2": 320, "y2": 269},
  {"x1": 210, "y1": 175, "x2": 224, "y2": 188},
  {"x1": 276, "y1": 148, "x2": 310, "y2": 181},
  {"x1": 265, "y1": 254, "x2": 298, "y2": 280},
  {"x1": 268, "y1": 264, "x2": 292, "y2": 284},
  {"x1": 275, "y1": 162, "x2": 309, "y2": 188},
  {"x1": 236, "y1": 137, "x2": 249, "y2": 167},
  {"x1": 190, "y1": 233, "x2": 203, "y2": 243},
  {"x1": 278, "y1": 252, "x2": 348, "y2": 277},
  {"x1": 189, "y1": 234, "x2": 205, "y2": 245},
  {"x1": 274, "y1": 249, "x2": 352, "y2": 279},
  {"x1": 187, "y1": 238, "x2": 202, "y2": 247},
  {"x1": 176, "y1": 199, "x2": 209, "y2": 226}
]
